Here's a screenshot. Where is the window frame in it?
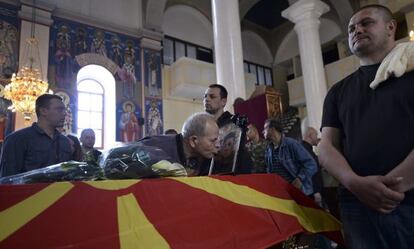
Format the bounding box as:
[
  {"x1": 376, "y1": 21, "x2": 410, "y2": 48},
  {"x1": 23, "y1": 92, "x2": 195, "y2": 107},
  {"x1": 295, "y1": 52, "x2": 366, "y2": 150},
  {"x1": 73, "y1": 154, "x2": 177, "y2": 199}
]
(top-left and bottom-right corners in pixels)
[
  {"x1": 161, "y1": 35, "x2": 214, "y2": 65},
  {"x1": 243, "y1": 60, "x2": 273, "y2": 86},
  {"x1": 77, "y1": 78, "x2": 105, "y2": 149}
]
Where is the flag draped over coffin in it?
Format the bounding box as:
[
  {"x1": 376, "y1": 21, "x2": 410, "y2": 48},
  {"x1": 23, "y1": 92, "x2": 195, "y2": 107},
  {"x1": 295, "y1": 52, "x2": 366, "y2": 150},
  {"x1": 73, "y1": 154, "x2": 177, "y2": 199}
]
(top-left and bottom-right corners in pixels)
[{"x1": 0, "y1": 174, "x2": 342, "y2": 249}]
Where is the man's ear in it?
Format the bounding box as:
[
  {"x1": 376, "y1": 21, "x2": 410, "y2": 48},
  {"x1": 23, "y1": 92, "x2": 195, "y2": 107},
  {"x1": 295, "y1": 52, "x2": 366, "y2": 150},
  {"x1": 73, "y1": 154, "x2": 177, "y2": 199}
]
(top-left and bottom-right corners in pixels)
[
  {"x1": 38, "y1": 107, "x2": 47, "y2": 117},
  {"x1": 220, "y1": 97, "x2": 227, "y2": 108},
  {"x1": 189, "y1": 135, "x2": 198, "y2": 148},
  {"x1": 387, "y1": 19, "x2": 397, "y2": 37}
]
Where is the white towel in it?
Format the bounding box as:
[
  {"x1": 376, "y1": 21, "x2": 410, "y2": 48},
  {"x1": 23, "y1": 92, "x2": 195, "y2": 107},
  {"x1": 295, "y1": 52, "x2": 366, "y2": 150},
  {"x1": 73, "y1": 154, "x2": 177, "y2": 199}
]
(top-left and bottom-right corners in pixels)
[{"x1": 370, "y1": 41, "x2": 414, "y2": 89}]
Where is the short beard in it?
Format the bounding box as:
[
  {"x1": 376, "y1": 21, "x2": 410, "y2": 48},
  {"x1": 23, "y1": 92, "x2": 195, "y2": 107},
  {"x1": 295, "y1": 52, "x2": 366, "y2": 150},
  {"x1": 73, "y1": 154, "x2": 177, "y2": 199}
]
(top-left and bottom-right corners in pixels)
[
  {"x1": 352, "y1": 47, "x2": 372, "y2": 57},
  {"x1": 205, "y1": 108, "x2": 217, "y2": 115}
]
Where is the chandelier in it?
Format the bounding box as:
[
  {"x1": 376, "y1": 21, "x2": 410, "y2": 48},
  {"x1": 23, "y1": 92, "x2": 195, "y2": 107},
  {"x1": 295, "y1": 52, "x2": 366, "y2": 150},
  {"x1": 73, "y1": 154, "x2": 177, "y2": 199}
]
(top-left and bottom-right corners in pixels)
[{"x1": 4, "y1": 1, "x2": 49, "y2": 121}]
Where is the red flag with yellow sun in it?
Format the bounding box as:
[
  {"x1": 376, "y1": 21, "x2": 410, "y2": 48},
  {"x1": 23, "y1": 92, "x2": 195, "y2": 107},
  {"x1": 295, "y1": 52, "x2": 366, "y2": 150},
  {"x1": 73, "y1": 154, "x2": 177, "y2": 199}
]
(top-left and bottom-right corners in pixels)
[{"x1": 0, "y1": 174, "x2": 342, "y2": 248}]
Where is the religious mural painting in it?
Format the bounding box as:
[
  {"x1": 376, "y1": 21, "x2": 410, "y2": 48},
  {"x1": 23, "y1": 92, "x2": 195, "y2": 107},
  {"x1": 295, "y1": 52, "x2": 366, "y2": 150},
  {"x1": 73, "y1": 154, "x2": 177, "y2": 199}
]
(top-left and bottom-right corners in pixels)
[
  {"x1": 143, "y1": 49, "x2": 162, "y2": 97},
  {"x1": 143, "y1": 48, "x2": 163, "y2": 135},
  {"x1": 117, "y1": 100, "x2": 144, "y2": 142},
  {"x1": 0, "y1": 4, "x2": 18, "y2": 81},
  {"x1": 144, "y1": 97, "x2": 163, "y2": 136},
  {"x1": 118, "y1": 39, "x2": 139, "y2": 100},
  {"x1": 49, "y1": 18, "x2": 143, "y2": 139},
  {"x1": 0, "y1": 3, "x2": 19, "y2": 141}
]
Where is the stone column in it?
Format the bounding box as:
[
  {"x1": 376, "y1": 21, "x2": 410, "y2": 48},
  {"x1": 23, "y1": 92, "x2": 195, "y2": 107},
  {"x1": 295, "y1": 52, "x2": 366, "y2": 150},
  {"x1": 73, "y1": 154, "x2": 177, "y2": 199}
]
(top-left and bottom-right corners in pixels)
[
  {"x1": 282, "y1": 0, "x2": 329, "y2": 130},
  {"x1": 211, "y1": 0, "x2": 246, "y2": 107}
]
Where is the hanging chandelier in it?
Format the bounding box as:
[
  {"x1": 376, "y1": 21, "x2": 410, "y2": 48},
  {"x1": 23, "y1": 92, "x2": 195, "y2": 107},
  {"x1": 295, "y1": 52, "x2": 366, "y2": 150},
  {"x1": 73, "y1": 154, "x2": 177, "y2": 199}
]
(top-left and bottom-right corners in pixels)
[{"x1": 4, "y1": 1, "x2": 49, "y2": 121}]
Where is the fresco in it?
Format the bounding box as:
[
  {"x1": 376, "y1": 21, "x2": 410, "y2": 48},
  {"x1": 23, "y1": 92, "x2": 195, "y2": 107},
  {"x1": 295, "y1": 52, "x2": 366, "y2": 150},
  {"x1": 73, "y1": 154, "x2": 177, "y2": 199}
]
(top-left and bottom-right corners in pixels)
[
  {"x1": 143, "y1": 49, "x2": 163, "y2": 136},
  {"x1": 49, "y1": 18, "x2": 143, "y2": 135},
  {"x1": 117, "y1": 100, "x2": 144, "y2": 142},
  {"x1": 143, "y1": 49, "x2": 162, "y2": 98},
  {"x1": 145, "y1": 97, "x2": 163, "y2": 136},
  {"x1": 0, "y1": 3, "x2": 19, "y2": 140},
  {"x1": 0, "y1": 3, "x2": 18, "y2": 81}
]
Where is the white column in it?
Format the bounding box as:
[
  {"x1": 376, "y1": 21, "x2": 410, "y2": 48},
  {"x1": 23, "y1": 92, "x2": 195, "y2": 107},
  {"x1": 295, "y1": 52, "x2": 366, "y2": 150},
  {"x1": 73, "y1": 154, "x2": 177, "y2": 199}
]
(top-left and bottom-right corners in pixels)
[
  {"x1": 282, "y1": 0, "x2": 329, "y2": 130},
  {"x1": 211, "y1": 0, "x2": 246, "y2": 107}
]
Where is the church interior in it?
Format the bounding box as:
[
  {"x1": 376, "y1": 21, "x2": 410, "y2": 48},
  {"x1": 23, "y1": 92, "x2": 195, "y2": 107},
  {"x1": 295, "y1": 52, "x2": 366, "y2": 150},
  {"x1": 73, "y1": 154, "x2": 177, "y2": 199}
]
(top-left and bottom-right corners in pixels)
[
  {"x1": 0, "y1": 0, "x2": 414, "y2": 248},
  {"x1": 0, "y1": 0, "x2": 413, "y2": 146}
]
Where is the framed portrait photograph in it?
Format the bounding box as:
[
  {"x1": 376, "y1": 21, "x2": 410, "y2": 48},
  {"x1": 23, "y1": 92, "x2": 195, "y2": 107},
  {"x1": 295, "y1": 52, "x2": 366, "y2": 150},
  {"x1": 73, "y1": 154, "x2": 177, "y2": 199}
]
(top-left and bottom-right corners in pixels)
[{"x1": 208, "y1": 123, "x2": 242, "y2": 175}]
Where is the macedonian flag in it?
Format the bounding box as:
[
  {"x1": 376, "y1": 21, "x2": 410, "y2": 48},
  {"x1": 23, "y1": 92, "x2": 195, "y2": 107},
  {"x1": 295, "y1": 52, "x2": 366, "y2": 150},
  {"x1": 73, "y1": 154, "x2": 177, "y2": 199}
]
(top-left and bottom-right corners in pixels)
[{"x1": 0, "y1": 174, "x2": 342, "y2": 249}]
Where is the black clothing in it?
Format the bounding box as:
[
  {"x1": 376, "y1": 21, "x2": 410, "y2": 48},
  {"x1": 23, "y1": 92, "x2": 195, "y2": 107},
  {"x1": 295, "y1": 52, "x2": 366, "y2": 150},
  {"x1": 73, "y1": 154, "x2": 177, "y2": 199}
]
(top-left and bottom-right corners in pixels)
[
  {"x1": 217, "y1": 111, "x2": 233, "y2": 127},
  {"x1": 139, "y1": 134, "x2": 202, "y2": 171},
  {"x1": 321, "y1": 64, "x2": 414, "y2": 202},
  {"x1": 0, "y1": 123, "x2": 73, "y2": 177},
  {"x1": 139, "y1": 134, "x2": 186, "y2": 166},
  {"x1": 93, "y1": 149, "x2": 102, "y2": 160},
  {"x1": 140, "y1": 134, "x2": 219, "y2": 174},
  {"x1": 301, "y1": 141, "x2": 323, "y2": 194}
]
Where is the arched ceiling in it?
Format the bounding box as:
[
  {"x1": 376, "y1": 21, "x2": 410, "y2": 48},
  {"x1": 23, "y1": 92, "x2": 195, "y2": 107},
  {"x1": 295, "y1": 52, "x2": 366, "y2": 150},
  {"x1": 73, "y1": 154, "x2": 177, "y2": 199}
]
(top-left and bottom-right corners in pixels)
[
  {"x1": 165, "y1": 0, "x2": 212, "y2": 21},
  {"x1": 328, "y1": 0, "x2": 355, "y2": 32},
  {"x1": 144, "y1": 0, "x2": 168, "y2": 31},
  {"x1": 143, "y1": 0, "x2": 354, "y2": 64},
  {"x1": 144, "y1": 0, "x2": 354, "y2": 33},
  {"x1": 244, "y1": 0, "x2": 290, "y2": 30},
  {"x1": 239, "y1": 0, "x2": 261, "y2": 20}
]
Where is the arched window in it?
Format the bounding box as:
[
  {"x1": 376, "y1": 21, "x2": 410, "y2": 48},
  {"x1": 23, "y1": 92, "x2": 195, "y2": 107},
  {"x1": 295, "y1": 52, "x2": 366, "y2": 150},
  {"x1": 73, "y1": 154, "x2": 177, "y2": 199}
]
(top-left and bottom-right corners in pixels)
[
  {"x1": 77, "y1": 79, "x2": 104, "y2": 148},
  {"x1": 77, "y1": 65, "x2": 116, "y2": 149}
]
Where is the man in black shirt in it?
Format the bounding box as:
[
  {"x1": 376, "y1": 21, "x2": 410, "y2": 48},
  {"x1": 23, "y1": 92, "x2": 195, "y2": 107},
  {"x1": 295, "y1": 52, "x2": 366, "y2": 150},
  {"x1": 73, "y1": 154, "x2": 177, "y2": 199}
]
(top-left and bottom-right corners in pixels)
[
  {"x1": 203, "y1": 84, "x2": 232, "y2": 127},
  {"x1": 319, "y1": 5, "x2": 414, "y2": 249},
  {"x1": 203, "y1": 84, "x2": 252, "y2": 174},
  {"x1": 0, "y1": 94, "x2": 73, "y2": 177}
]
